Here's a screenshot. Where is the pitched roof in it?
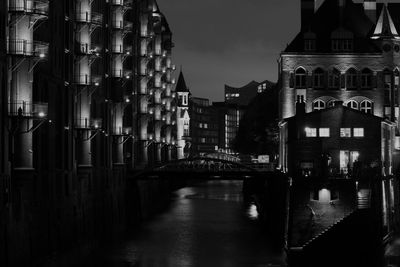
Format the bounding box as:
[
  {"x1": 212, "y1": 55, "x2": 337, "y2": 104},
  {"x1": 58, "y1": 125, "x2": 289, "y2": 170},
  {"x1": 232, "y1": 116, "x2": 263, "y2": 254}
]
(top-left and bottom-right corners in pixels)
[
  {"x1": 284, "y1": 0, "x2": 380, "y2": 53},
  {"x1": 372, "y1": 4, "x2": 400, "y2": 40},
  {"x1": 175, "y1": 71, "x2": 190, "y2": 93}
]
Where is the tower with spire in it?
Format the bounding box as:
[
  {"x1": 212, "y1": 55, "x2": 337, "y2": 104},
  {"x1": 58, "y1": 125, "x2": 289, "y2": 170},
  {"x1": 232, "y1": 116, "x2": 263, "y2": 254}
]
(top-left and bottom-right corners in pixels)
[{"x1": 175, "y1": 70, "x2": 191, "y2": 159}]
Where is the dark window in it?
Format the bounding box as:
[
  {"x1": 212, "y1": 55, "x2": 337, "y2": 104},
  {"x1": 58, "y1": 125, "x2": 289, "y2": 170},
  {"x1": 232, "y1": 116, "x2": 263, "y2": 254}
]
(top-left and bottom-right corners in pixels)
[
  {"x1": 361, "y1": 69, "x2": 372, "y2": 89},
  {"x1": 346, "y1": 68, "x2": 357, "y2": 90},
  {"x1": 305, "y1": 39, "x2": 316, "y2": 51},
  {"x1": 295, "y1": 68, "x2": 307, "y2": 89},
  {"x1": 313, "y1": 68, "x2": 324, "y2": 89},
  {"x1": 328, "y1": 69, "x2": 340, "y2": 89}
]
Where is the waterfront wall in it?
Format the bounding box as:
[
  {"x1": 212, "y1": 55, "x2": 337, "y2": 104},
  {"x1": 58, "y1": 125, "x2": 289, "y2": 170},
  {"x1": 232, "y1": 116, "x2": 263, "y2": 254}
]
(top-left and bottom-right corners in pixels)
[{"x1": 0, "y1": 168, "x2": 176, "y2": 267}]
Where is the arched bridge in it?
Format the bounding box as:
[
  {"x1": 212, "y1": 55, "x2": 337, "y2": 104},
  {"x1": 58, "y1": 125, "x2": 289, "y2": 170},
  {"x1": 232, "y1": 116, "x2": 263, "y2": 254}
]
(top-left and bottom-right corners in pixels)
[{"x1": 133, "y1": 157, "x2": 275, "y2": 180}]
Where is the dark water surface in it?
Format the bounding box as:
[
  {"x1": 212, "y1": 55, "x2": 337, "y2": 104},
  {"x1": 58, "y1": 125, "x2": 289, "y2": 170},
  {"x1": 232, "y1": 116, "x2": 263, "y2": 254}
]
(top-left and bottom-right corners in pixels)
[{"x1": 47, "y1": 181, "x2": 284, "y2": 267}]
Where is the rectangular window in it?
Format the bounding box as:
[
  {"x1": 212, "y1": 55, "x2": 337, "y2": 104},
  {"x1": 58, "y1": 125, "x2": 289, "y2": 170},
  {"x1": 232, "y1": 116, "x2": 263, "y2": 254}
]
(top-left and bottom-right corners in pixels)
[
  {"x1": 353, "y1": 128, "x2": 364, "y2": 137},
  {"x1": 319, "y1": 128, "x2": 330, "y2": 137},
  {"x1": 340, "y1": 128, "x2": 351, "y2": 138},
  {"x1": 305, "y1": 127, "x2": 317, "y2": 137}
]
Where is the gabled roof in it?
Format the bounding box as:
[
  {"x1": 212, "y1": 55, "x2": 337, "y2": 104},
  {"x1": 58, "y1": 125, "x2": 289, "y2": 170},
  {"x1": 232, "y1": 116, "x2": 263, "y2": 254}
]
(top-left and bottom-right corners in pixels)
[
  {"x1": 284, "y1": 0, "x2": 380, "y2": 53},
  {"x1": 372, "y1": 4, "x2": 400, "y2": 40},
  {"x1": 284, "y1": 104, "x2": 389, "y2": 124},
  {"x1": 175, "y1": 71, "x2": 190, "y2": 93}
]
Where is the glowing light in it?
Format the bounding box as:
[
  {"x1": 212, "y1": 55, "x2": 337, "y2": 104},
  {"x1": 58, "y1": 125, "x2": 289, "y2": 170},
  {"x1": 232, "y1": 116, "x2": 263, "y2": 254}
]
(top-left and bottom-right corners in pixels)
[
  {"x1": 126, "y1": 75, "x2": 130, "y2": 79},
  {"x1": 125, "y1": 98, "x2": 130, "y2": 103},
  {"x1": 94, "y1": 124, "x2": 99, "y2": 129},
  {"x1": 247, "y1": 204, "x2": 259, "y2": 220},
  {"x1": 39, "y1": 53, "x2": 45, "y2": 58},
  {"x1": 94, "y1": 82, "x2": 100, "y2": 86},
  {"x1": 38, "y1": 112, "x2": 46, "y2": 118}
]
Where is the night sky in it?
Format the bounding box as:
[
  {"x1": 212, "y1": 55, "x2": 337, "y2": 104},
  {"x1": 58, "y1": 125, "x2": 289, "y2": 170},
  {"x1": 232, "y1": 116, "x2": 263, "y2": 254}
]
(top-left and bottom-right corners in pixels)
[
  {"x1": 156, "y1": 0, "x2": 394, "y2": 101},
  {"x1": 155, "y1": 0, "x2": 297, "y2": 101}
]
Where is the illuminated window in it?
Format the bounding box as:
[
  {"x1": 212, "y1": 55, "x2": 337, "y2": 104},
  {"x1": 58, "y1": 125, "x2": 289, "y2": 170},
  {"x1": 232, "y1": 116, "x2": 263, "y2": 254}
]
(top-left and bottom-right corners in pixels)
[
  {"x1": 313, "y1": 68, "x2": 324, "y2": 89},
  {"x1": 295, "y1": 68, "x2": 307, "y2": 89},
  {"x1": 319, "y1": 128, "x2": 330, "y2": 137},
  {"x1": 313, "y1": 99, "x2": 326, "y2": 111},
  {"x1": 328, "y1": 69, "x2": 340, "y2": 89},
  {"x1": 340, "y1": 128, "x2": 351, "y2": 138},
  {"x1": 346, "y1": 68, "x2": 357, "y2": 90},
  {"x1": 361, "y1": 68, "x2": 372, "y2": 89},
  {"x1": 327, "y1": 100, "x2": 337, "y2": 107},
  {"x1": 346, "y1": 100, "x2": 358, "y2": 110},
  {"x1": 360, "y1": 100, "x2": 373, "y2": 114},
  {"x1": 353, "y1": 128, "x2": 364, "y2": 137},
  {"x1": 305, "y1": 127, "x2": 317, "y2": 137}
]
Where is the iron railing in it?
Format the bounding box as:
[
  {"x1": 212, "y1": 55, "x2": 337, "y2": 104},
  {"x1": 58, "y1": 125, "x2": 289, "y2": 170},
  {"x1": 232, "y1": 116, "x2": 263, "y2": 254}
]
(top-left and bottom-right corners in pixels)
[
  {"x1": 8, "y1": 0, "x2": 49, "y2": 16},
  {"x1": 7, "y1": 39, "x2": 49, "y2": 57},
  {"x1": 74, "y1": 74, "x2": 91, "y2": 85},
  {"x1": 8, "y1": 101, "x2": 48, "y2": 118},
  {"x1": 74, "y1": 118, "x2": 102, "y2": 129}
]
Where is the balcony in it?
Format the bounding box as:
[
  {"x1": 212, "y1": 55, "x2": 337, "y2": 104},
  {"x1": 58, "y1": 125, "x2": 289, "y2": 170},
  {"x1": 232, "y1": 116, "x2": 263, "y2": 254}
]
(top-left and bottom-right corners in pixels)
[
  {"x1": 74, "y1": 74, "x2": 91, "y2": 85},
  {"x1": 7, "y1": 39, "x2": 49, "y2": 58},
  {"x1": 110, "y1": 0, "x2": 123, "y2": 5},
  {"x1": 76, "y1": 12, "x2": 91, "y2": 23},
  {"x1": 112, "y1": 126, "x2": 133, "y2": 136},
  {"x1": 8, "y1": 0, "x2": 49, "y2": 17},
  {"x1": 111, "y1": 69, "x2": 123, "y2": 78},
  {"x1": 112, "y1": 44, "x2": 123, "y2": 54},
  {"x1": 8, "y1": 101, "x2": 48, "y2": 118},
  {"x1": 75, "y1": 118, "x2": 102, "y2": 129},
  {"x1": 112, "y1": 20, "x2": 124, "y2": 30}
]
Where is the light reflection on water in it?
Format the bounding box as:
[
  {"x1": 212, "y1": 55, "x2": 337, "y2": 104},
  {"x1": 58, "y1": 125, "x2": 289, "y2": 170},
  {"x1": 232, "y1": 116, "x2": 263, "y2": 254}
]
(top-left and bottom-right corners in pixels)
[{"x1": 46, "y1": 180, "x2": 283, "y2": 267}]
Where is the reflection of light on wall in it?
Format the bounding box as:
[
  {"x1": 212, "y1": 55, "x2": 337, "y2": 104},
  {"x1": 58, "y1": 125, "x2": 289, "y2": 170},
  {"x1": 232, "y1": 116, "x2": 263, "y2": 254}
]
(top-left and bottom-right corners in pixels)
[
  {"x1": 318, "y1": 188, "x2": 331, "y2": 203},
  {"x1": 247, "y1": 204, "x2": 259, "y2": 220}
]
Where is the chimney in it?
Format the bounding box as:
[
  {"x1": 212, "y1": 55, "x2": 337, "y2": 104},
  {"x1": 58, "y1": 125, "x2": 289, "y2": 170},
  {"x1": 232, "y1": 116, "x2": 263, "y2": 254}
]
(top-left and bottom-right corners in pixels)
[
  {"x1": 363, "y1": 0, "x2": 376, "y2": 23},
  {"x1": 296, "y1": 95, "x2": 306, "y2": 115},
  {"x1": 301, "y1": 0, "x2": 315, "y2": 30}
]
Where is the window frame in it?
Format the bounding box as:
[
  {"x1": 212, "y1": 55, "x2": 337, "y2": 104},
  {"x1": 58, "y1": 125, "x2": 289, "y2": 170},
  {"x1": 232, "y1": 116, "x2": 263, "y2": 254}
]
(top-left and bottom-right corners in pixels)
[
  {"x1": 313, "y1": 99, "x2": 326, "y2": 111},
  {"x1": 360, "y1": 100, "x2": 373, "y2": 114},
  {"x1": 340, "y1": 128, "x2": 352, "y2": 138},
  {"x1": 319, "y1": 128, "x2": 330, "y2": 137},
  {"x1": 353, "y1": 128, "x2": 364, "y2": 138},
  {"x1": 295, "y1": 68, "x2": 307, "y2": 89}
]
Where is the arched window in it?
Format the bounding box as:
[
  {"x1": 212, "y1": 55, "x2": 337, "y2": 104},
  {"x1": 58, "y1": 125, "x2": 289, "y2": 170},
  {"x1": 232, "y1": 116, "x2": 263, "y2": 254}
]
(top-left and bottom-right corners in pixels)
[
  {"x1": 346, "y1": 68, "x2": 357, "y2": 90},
  {"x1": 360, "y1": 100, "x2": 373, "y2": 114},
  {"x1": 313, "y1": 68, "x2": 325, "y2": 89},
  {"x1": 361, "y1": 68, "x2": 372, "y2": 89},
  {"x1": 313, "y1": 99, "x2": 326, "y2": 111},
  {"x1": 295, "y1": 68, "x2": 307, "y2": 89},
  {"x1": 328, "y1": 68, "x2": 340, "y2": 89},
  {"x1": 346, "y1": 100, "x2": 358, "y2": 110},
  {"x1": 327, "y1": 100, "x2": 337, "y2": 107}
]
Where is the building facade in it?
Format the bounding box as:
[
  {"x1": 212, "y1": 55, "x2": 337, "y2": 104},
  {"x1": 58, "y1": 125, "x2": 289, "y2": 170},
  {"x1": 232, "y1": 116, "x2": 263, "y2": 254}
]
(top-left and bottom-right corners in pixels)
[
  {"x1": 213, "y1": 102, "x2": 244, "y2": 155},
  {"x1": 189, "y1": 97, "x2": 219, "y2": 156},
  {"x1": 279, "y1": 0, "x2": 400, "y2": 174},
  {"x1": 175, "y1": 70, "x2": 190, "y2": 159},
  {"x1": 1, "y1": 0, "x2": 179, "y2": 265},
  {"x1": 280, "y1": 101, "x2": 395, "y2": 178},
  {"x1": 225, "y1": 80, "x2": 273, "y2": 106}
]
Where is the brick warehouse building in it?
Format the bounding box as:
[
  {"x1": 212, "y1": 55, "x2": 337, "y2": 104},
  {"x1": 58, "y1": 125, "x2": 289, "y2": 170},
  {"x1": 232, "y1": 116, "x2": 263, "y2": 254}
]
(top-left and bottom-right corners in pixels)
[
  {"x1": 279, "y1": 0, "x2": 400, "y2": 174},
  {"x1": 0, "y1": 0, "x2": 180, "y2": 265},
  {"x1": 279, "y1": 1, "x2": 400, "y2": 265}
]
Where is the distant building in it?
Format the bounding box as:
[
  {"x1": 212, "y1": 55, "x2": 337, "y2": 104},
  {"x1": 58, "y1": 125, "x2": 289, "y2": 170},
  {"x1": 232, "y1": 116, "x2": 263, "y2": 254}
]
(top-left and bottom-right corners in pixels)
[
  {"x1": 213, "y1": 102, "x2": 245, "y2": 155},
  {"x1": 189, "y1": 97, "x2": 219, "y2": 156},
  {"x1": 225, "y1": 80, "x2": 274, "y2": 106}
]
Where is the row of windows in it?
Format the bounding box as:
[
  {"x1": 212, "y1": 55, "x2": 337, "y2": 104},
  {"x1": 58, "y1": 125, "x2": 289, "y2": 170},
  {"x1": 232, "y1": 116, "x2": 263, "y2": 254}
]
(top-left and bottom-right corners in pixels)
[
  {"x1": 294, "y1": 68, "x2": 374, "y2": 89},
  {"x1": 313, "y1": 99, "x2": 373, "y2": 114},
  {"x1": 304, "y1": 39, "x2": 353, "y2": 52},
  {"x1": 305, "y1": 127, "x2": 364, "y2": 138},
  {"x1": 257, "y1": 83, "x2": 268, "y2": 93}
]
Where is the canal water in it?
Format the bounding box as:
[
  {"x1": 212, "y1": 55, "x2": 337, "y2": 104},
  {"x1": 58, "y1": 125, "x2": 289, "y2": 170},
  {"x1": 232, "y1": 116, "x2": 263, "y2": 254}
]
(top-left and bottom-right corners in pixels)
[{"x1": 47, "y1": 180, "x2": 284, "y2": 267}]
